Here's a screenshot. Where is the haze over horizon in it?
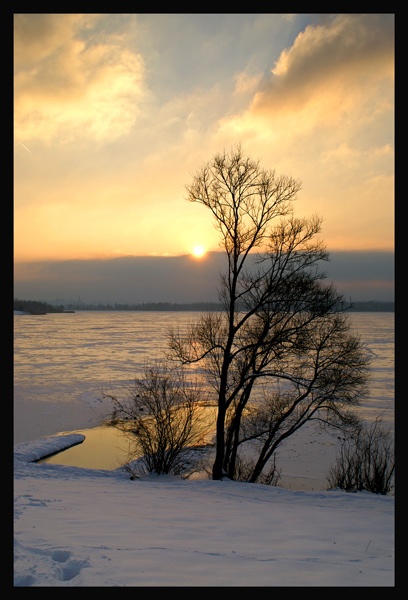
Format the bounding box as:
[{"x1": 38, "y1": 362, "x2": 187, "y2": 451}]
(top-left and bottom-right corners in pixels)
[
  {"x1": 14, "y1": 249, "x2": 394, "y2": 305},
  {"x1": 14, "y1": 14, "x2": 394, "y2": 295}
]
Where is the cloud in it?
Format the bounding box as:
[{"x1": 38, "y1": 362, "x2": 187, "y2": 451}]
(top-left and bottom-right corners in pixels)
[
  {"x1": 254, "y1": 14, "x2": 394, "y2": 119},
  {"x1": 217, "y1": 14, "x2": 394, "y2": 144},
  {"x1": 14, "y1": 14, "x2": 147, "y2": 143},
  {"x1": 270, "y1": 14, "x2": 393, "y2": 83},
  {"x1": 325, "y1": 251, "x2": 394, "y2": 301},
  {"x1": 14, "y1": 14, "x2": 95, "y2": 67},
  {"x1": 14, "y1": 250, "x2": 394, "y2": 304},
  {"x1": 13, "y1": 253, "x2": 227, "y2": 304},
  {"x1": 213, "y1": 15, "x2": 394, "y2": 252}
]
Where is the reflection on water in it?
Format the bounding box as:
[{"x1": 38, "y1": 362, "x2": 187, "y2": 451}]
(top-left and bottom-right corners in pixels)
[
  {"x1": 39, "y1": 405, "x2": 218, "y2": 471},
  {"x1": 38, "y1": 425, "x2": 134, "y2": 470}
]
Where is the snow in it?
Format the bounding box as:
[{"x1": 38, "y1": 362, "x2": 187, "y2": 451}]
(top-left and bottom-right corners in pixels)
[
  {"x1": 14, "y1": 435, "x2": 394, "y2": 587},
  {"x1": 14, "y1": 434, "x2": 86, "y2": 464}
]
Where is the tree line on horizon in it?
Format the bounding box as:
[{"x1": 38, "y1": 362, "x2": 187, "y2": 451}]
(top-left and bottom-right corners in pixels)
[
  {"x1": 14, "y1": 298, "x2": 394, "y2": 314},
  {"x1": 66, "y1": 299, "x2": 395, "y2": 312},
  {"x1": 14, "y1": 298, "x2": 66, "y2": 314}
]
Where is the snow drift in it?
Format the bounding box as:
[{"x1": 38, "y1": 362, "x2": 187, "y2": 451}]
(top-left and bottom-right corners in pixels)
[{"x1": 14, "y1": 435, "x2": 394, "y2": 587}]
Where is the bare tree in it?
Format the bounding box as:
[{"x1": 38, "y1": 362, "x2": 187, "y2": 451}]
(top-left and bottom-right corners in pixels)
[
  {"x1": 169, "y1": 145, "x2": 370, "y2": 482},
  {"x1": 102, "y1": 362, "x2": 213, "y2": 478}
]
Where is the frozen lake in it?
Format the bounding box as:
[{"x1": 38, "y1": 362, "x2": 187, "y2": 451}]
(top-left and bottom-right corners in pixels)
[
  {"x1": 14, "y1": 311, "x2": 204, "y2": 444},
  {"x1": 14, "y1": 310, "x2": 394, "y2": 489}
]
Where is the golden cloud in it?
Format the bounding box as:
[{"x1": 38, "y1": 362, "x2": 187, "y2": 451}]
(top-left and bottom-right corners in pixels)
[
  {"x1": 14, "y1": 14, "x2": 146, "y2": 143},
  {"x1": 214, "y1": 15, "x2": 394, "y2": 253},
  {"x1": 271, "y1": 15, "x2": 393, "y2": 83},
  {"x1": 218, "y1": 14, "x2": 394, "y2": 143}
]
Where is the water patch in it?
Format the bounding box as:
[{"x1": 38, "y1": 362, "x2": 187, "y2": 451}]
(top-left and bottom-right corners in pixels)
[
  {"x1": 37, "y1": 425, "x2": 134, "y2": 470},
  {"x1": 37, "y1": 405, "x2": 217, "y2": 471}
]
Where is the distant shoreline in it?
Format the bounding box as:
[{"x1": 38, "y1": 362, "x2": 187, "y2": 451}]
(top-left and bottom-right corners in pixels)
[{"x1": 14, "y1": 299, "x2": 394, "y2": 313}]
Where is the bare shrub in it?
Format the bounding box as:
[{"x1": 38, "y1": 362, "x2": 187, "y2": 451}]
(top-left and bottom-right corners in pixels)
[
  {"x1": 327, "y1": 418, "x2": 395, "y2": 494},
  {"x1": 102, "y1": 362, "x2": 213, "y2": 478}
]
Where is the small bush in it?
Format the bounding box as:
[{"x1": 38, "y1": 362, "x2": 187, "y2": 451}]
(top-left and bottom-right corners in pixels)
[
  {"x1": 327, "y1": 418, "x2": 394, "y2": 494},
  {"x1": 102, "y1": 362, "x2": 213, "y2": 478}
]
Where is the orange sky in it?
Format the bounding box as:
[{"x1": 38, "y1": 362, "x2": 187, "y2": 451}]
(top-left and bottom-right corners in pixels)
[{"x1": 14, "y1": 14, "x2": 394, "y2": 263}]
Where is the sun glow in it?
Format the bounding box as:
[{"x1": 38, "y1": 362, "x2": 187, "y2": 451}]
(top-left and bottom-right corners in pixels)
[{"x1": 192, "y1": 245, "x2": 205, "y2": 258}]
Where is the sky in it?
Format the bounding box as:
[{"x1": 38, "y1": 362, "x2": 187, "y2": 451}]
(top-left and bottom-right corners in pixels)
[{"x1": 14, "y1": 14, "x2": 394, "y2": 302}]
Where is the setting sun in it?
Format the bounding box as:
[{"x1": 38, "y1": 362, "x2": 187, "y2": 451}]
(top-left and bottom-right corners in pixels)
[{"x1": 192, "y1": 245, "x2": 205, "y2": 258}]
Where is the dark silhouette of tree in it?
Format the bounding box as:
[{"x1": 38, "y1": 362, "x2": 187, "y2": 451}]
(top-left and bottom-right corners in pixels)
[{"x1": 169, "y1": 145, "x2": 370, "y2": 482}]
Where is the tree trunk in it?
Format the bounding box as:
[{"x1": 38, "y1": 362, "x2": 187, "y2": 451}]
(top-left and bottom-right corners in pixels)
[{"x1": 212, "y1": 402, "x2": 226, "y2": 479}]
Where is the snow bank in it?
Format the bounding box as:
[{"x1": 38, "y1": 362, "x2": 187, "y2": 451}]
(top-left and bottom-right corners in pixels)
[
  {"x1": 13, "y1": 435, "x2": 394, "y2": 587},
  {"x1": 14, "y1": 434, "x2": 85, "y2": 464}
]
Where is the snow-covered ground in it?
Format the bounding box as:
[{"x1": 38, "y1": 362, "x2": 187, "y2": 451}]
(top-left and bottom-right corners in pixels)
[{"x1": 14, "y1": 434, "x2": 394, "y2": 587}]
